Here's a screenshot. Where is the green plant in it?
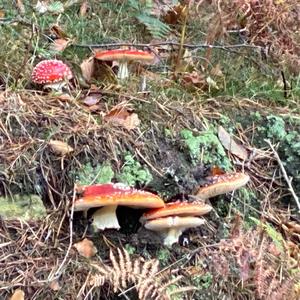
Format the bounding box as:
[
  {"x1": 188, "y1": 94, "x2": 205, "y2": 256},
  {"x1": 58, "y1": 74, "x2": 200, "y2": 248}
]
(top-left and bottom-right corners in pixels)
[
  {"x1": 192, "y1": 273, "x2": 213, "y2": 290},
  {"x1": 180, "y1": 128, "x2": 232, "y2": 170},
  {"x1": 74, "y1": 162, "x2": 114, "y2": 186},
  {"x1": 117, "y1": 153, "x2": 153, "y2": 186},
  {"x1": 126, "y1": 0, "x2": 171, "y2": 38}
]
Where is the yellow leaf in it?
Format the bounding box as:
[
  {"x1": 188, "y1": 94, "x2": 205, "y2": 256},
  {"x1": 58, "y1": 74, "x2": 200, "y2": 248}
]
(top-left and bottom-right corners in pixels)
[
  {"x1": 80, "y1": 57, "x2": 95, "y2": 82},
  {"x1": 48, "y1": 140, "x2": 74, "y2": 156},
  {"x1": 10, "y1": 289, "x2": 25, "y2": 300}
]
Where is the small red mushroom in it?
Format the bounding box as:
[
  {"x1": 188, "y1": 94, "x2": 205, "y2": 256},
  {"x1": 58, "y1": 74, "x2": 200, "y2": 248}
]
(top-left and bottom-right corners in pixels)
[
  {"x1": 31, "y1": 59, "x2": 73, "y2": 91},
  {"x1": 94, "y1": 49, "x2": 155, "y2": 80}
]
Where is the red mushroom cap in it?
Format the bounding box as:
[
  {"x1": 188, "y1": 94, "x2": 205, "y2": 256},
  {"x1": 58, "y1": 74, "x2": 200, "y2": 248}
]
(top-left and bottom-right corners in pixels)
[
  {"x1": 94, "y1": 49, "x2": 155, "y2": 62},
  {"x1": 74, "y1": 183, "x2": 165, "y2": 211},
  {"x1": 31, "y1": 59, "x2": 73, "y2": 84}
]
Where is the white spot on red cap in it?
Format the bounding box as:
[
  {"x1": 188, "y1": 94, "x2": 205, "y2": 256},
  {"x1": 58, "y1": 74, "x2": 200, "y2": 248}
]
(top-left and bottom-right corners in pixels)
[{"x1": 31, "y1": 59, "x2": 73, "y2": 84}]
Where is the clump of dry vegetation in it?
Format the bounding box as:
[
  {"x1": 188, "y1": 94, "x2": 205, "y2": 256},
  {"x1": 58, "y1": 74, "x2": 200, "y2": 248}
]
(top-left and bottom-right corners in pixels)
[
  {"x1": 89, "y1": 248, "x2": 188, "y2": 300},
  {"x1": 214, "y1": 0, "x2": 300, "y2": 73},
  {"x1": 204, "y1": 214, "x2": 300, "y2": 300}
]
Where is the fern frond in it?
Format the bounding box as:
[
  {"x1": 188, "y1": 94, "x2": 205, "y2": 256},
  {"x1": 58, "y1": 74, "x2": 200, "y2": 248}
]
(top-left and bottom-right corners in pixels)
[
  {"x1": 89, "y1": 248, "x2": 184, "y2": 300},
  {"x1": 136, "y1": 14, "x2": 170, "y2": 39}
]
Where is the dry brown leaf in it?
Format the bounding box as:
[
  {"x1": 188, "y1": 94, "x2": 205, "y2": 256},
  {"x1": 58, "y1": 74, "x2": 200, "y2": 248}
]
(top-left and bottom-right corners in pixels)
[
  {"x1": 211, "y1": 64, "x2": 223, "y2": 77},
  {"x1": 50, "y1": 24, "x2": 69, "y2": 39},
  {"x1": 83, "y1": 94, "x2": 101, "y2": 106},
  {"x1": 181, "y1": 71, "x2": 207, "y2": 90},
  {"x1": 80, "y1": 57, "x2": 95, "y2": 82},
  {"x1": 74, "y1": 238, "x2": 97, "y2": 258},
  {"x1": 0, "y1": 10, "x2": 5, "y2": 18},
  {"x1": 10, "y1": 289, "x2": 24, "y2": 300},
  {"x1": 56, "y1": 93, "x2": 73, "y2": 102},
  {"x1": 48, "y1": 140, "x2": 74, "y2": 156},
  {"x1": 16, "y1": 0, "x2": 25, "y2": 14},
  {"x1": 218, "y1": 126, "x2": 248, "y2": 160},
  {"x1": 104, "y1": 107, "x2": 140, "y2": 130},
  {"x1": 163, "y1": 4, "x2": 187, "y2": 25},
  {"x1": 49, "y1": 279, "x2": 61, "y2": 291},
  {"x1": 50, "y1": 38, "x2": 71, "y2": 52},
  {"x1": 79, "y1": 0, "x2": 89, "y2": 16}
]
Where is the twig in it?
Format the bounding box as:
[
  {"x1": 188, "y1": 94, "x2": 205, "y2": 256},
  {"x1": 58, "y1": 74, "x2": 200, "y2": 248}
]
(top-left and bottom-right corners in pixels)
[
  {"x1": 48, "y1": 188, "x2": 76, "y2": 281},
  {"x1": 73, "y1": 41, "x2": 261, "y2": 51},
  {"x1": 265, "y1": 139, "x2": 300, "y2": 212}
]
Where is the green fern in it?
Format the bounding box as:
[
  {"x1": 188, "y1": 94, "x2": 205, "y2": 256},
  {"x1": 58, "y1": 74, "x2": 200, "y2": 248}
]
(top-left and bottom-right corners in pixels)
[
  {"x1": 136, "y1": 13, "x2": 171, "y2": 39},
  {"x1": 127, "y1": 0, "x2": 171, "y2": 39}
]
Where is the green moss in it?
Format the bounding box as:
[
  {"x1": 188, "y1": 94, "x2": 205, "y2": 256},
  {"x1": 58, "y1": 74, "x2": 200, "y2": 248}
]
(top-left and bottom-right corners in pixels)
[
  {"x1": 0, "y1": 194, "x2": 46, "y2": 221},
  {"x1": 124, "y1": 244, "x2": 136, "y2": 255},
  {"x1": 116, "y1": 153, "x2": 153, "y2": 187},
  {"x1": 74, "y1": 162, "x2": 114, "y2": 186},
  {"x1": 192, "y1": 272, "x2": 213, "y2": 289},
  {"x1": 156, "y1": 248, "x2": 171, "y2": 266},
  {"x1": 180, "y1": 128, "x2": 232, "y2": 170}
]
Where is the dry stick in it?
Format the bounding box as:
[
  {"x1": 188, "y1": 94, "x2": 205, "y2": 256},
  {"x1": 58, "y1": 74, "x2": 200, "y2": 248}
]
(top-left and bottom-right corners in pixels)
[
  {"x1": 73, "y1": 41, "x2": 261, "y2": 50},
  {"x1": 48, "y1": 188, "x2": 76, "y2": 282},
  {"x1": 265, "y1": 139, "x2": 300, "y2": 212}
]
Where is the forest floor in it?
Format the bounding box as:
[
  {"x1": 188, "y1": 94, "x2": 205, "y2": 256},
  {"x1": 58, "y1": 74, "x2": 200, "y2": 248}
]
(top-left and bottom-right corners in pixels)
[{"x1": 0, "y1": 1, "x2": 300, "y2": 300}]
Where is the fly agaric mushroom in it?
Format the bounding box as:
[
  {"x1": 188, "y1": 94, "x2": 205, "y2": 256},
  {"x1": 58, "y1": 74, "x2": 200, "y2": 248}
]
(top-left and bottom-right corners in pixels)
[
  {"x1": 31, "y1": 59, "x2": 73, "y2": 91},
  {"x1": 196, "y1": 172, "x2": 250, "y2": 199},
  {"x1": 74, "y1": 183, "x2": 165, "y2": 231},
  {"x1": 144, "y1": 216, "x2": 205, "y2": 247},
  {"x1": 94, "y1": 49, "x2": 155, "y2": 80},
  {"x1": 140, "y1": 201, "x2": 212, "y2": 246}
]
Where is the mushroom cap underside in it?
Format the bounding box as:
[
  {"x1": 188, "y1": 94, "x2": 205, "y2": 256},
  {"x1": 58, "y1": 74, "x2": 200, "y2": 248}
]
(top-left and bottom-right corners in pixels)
[{"x1": 144, "y1": 216, "x2": 205, "y2": 231}]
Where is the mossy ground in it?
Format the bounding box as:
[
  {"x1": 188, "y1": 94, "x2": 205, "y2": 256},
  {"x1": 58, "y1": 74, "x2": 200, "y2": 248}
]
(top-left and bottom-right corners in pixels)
[{"x1": 0, "y1": 1, "x2": 300, "y2": 299}]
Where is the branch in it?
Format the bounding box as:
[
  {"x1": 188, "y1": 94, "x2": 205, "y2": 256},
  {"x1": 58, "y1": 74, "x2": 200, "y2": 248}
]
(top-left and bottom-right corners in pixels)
[
  {"x1": 73, "y1": 41, "x2": 261, "y2": 51},
  {"x1": 265, "y1": 139, "x2": 300, "y2": 213}
]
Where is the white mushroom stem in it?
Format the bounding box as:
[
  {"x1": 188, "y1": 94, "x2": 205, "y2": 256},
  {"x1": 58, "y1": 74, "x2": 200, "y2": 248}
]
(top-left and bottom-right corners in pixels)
[
  {"x1": 144, "y1": 216, "x2": 205, "y2": 247},
  {"x1": 91, "y1": 205, "x2": 120, "y2": 231},
  {"x1": 117, "y1": 61, "x2": 129, "y2": 79},
  {"x1": 44, "y1": 81, "x2": 67, "y2": 92},
  {"x1": 160, "y1": 228, "x2": 185, "y2": 247}
]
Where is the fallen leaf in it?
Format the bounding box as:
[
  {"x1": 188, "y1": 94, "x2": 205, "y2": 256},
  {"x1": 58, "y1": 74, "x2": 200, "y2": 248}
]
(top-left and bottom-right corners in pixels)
[
  {"x1": 10, "y1": 289, "x2": 24, "y2": 300},
  {"x1": 49, "y1": 279, "x2": 61, "y2": 291},
  {"x1": 211, "y1": 64, "x2": 223, "y2": 77},
  {"x1": 16, "y1": 0, "x2": 25, "y2": 14},
  {"x1": 79, "y1": 0, "x2": 89, "y2": 16},
  {"x1": 83, "y1": 94, "x2": 101, "y2": 106},
  {"x1": 80, "y1": 57, "x2": 95, "y2": 82},
  {"x1": 181, "y1": 71, "x2": 207, "y2": 90},
  {"x1": 74, "y1": 238, "x2": 97, "y2": 258},
  {"x1": 163, "y1": 4, "x2": 188, "y2": 25},
  {"x1": 218, "y1": 126, "x2": 248, "y2": 160},
  {"x1": 50, "y1": 24, "x2": 69, "y2": 39},
  {"x1": 104, "y1": 107, "x2": 140, "y2": 130},
  {"x1": 56, "y1": 93, "x2": 73, "y2": 102},
  {"x1": 49, "y1": 38, "x2": 71, "y2": 52},
  {"x1": 48, "y1": 140, "x2": 74, "y2": 156}
]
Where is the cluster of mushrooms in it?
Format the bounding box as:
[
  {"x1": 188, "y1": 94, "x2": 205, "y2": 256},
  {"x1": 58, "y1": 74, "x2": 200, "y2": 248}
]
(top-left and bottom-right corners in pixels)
[
  {"x1": 31, "y1": 49, "x2": 155, "y2": 90},
  {"x1": 73, "y1": 172, "x2": 250, "y2": 247},
  {"x1": 30, "y1": 54, "x2": 250, "y2": 247}
]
